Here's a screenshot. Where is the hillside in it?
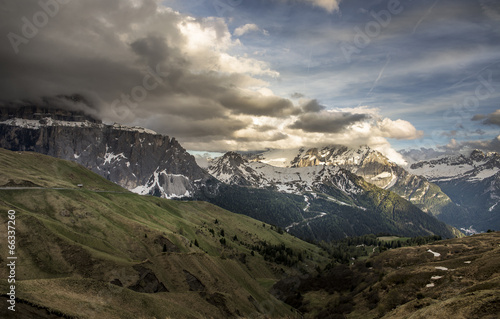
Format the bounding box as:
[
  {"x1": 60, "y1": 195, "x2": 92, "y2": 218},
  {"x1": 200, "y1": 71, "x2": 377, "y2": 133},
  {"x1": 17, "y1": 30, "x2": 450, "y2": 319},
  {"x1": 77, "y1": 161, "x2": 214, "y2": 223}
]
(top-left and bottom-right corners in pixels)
[
  {"x1": 272, "y1": 232, "x2": 500, "y2": 318},
  {"x1": 0, "y1": 148, "x2": 329, "y2": 318}
]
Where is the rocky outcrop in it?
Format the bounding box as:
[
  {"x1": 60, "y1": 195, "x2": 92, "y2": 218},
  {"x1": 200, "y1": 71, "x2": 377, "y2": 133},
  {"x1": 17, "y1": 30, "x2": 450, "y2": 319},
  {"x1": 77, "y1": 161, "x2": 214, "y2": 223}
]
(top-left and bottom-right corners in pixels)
[
  {"x1": 128, "y1": 265, "x2": 168, "y2": 293},
  {"x1": 183, "y1": 270, "x2": 205, "y2": 292}
]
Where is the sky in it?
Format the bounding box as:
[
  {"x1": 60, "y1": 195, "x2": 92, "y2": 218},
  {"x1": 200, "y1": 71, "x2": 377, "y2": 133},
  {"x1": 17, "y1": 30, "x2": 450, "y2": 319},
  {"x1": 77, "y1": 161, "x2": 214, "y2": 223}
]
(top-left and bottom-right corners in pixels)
[{"x1": 1, "y1": 0, "x2": 499, "y2": 163}]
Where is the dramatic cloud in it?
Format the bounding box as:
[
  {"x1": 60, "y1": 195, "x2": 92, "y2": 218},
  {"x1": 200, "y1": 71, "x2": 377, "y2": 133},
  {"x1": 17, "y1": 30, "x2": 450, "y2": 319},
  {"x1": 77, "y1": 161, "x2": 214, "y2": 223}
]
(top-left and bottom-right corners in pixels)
[
  {"x1": 0, "y1": 1, "x2": 283, "y2": 126},
  {"x1": 438, "y1": 136, "x2": 500, "y2": 153},
  {"x1": 300, "y1": 99, "x2": 326, "y2": 113},
  {"x1": 289, "y1": 111, "x2": 370, "y2": 133},
  {"x1": 0, "y1": 0, "x2": 434, "y2": 162}
]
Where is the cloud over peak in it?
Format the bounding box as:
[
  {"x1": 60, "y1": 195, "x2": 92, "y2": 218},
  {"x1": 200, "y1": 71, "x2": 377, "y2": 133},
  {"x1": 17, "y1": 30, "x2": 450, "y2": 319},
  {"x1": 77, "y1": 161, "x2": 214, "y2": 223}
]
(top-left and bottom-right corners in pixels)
[{"x1": 289, "y1": 111, "x2": 370, "y2": 133}]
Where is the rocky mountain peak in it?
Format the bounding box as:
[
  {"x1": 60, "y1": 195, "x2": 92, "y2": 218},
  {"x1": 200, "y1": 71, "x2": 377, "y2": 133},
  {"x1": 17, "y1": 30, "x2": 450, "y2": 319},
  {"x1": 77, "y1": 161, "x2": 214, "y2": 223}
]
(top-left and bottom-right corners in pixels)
[
  {"x1": 470, "y1": 149, "x2": 486, "y2": 162},
  {"x1": 220, "y1": 151, "x2": 246, "y2": 165},
  {"x1": 208, "y1": 152, "x2": 260, "y2": 187}
]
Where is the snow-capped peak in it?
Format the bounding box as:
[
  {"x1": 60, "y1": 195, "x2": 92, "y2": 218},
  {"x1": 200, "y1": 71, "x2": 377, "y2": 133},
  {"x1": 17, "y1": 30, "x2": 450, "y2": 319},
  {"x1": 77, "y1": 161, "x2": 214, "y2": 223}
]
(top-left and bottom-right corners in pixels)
[{"x1": 208, "y1": 151, "x2": 363, "y2": 196}]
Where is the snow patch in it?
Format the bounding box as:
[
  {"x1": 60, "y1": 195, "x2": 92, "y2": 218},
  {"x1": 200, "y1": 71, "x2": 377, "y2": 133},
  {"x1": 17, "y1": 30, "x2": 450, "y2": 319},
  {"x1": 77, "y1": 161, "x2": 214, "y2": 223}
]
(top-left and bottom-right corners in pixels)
[
  {"x1": 371, "y1": 172, "x2": 392, "y2": 180},
  {"x1": 427, "y1": 249, "x2": 441, "y2": 257},
  {"x1": 104, "y1": 151, "x2": 127, "y2": 165},
  {"x1": 460, "y1": 226, "x2": 478, "y2": 235}
]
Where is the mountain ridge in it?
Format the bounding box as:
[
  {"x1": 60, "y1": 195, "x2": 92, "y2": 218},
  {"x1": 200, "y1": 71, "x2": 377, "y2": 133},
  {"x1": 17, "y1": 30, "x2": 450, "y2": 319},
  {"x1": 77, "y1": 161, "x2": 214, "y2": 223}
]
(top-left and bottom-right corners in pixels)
[
  {"x1": 240, "y1": 145, "x2": 468, "y2": 226},
  {"x1": 0, "y1": 106, "x2": 462, "y2": 240}
]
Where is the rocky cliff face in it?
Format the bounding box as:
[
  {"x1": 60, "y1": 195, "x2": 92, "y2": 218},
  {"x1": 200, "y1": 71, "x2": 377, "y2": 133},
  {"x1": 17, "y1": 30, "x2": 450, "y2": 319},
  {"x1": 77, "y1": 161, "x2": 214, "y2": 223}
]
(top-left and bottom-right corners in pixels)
[{"x1": 0, "y1": 106, "x2": 214, "y2": 199}]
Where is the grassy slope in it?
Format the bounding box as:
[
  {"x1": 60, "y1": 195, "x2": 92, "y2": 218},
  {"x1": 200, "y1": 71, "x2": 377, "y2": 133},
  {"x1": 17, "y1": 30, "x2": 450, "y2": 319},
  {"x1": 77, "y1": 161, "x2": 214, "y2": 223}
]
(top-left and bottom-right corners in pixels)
[
  {"x1": 0, "y1": 149, "x2": 329, "y2": 318},
  {"x1": 272, "y1": 232, "x2": 500, "y2": 319}
]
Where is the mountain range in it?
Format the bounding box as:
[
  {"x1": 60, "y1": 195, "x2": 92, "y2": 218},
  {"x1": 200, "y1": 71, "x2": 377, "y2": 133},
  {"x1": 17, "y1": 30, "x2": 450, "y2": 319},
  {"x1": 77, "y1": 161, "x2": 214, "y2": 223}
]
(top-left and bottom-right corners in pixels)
[
  {"x1": 208, "y1": 151, "x2": 460, "y2": 240},
  {"x1": 408, "y1": 150, "x2": 500, "y2": 233},
  {"x1": 0, "y1": 106, "x2": 468, "y2": 240},
  {"x1": 239, "y1": 146, "x2": 469, "y2": 228}
]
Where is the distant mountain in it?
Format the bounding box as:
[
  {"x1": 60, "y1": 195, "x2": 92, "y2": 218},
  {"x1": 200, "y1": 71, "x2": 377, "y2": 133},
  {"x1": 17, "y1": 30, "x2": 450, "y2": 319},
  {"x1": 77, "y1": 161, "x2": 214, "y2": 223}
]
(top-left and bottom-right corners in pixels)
[
  {"x1": 0, "y1": 106, "x2": 216, "y2": 199},
  {"x1": 208, "y1": 152, "x2": 461, "y2": 241},
  {"x1": 408, "y1": 150, "x2": 500, "y2": 232},
  {"x1": 244, "y1": 146, "x2": 467, "y2": 225},
  {"x1": 408, "y1": 149, "x2": 500, "y2": 182}
]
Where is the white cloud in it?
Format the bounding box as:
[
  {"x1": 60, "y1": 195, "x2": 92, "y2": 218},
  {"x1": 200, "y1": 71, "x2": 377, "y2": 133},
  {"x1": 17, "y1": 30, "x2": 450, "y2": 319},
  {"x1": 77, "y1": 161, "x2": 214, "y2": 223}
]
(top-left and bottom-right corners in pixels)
[
  {"x1": 234, "y1": 23, "x2": 261, "y2": 37},
  {"x1": 278, "y1": 0, "x2": 342, "y2": 13},
  {"x1": 377, "y1": 118, "x2": 424, "y2": 140},
  {"x1": 304, "y1": 0, "x2": 342, "y2": 13}
]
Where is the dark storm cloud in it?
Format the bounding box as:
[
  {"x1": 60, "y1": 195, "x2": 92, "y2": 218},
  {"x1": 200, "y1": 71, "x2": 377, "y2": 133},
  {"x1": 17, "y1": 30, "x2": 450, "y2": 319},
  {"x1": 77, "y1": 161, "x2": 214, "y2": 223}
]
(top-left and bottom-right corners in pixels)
[
  {"x1": 289, "y1": 111, "x2": 370, "y2": 133},
  {"x1": 301, "y1": 99, "x2": 325, "y2": 113},
  {"x1": 219, "y1": 91, "x2": 299, "y2": 117},
  {"x1": 0, "y1": 0, "x2": 168, "y2": 105},
  {"x1": 144, "y1": 114, "x2": 252, "y2": 139},
  {"x1": 130, "y1": 35, "x2": 177, "y2": 67},
  {"x1": 0, "y1": 0, "x2": 301, "y2": 146},
  {"x1": 472, "y1": 110, "x2": 500, "y2": 126}
]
